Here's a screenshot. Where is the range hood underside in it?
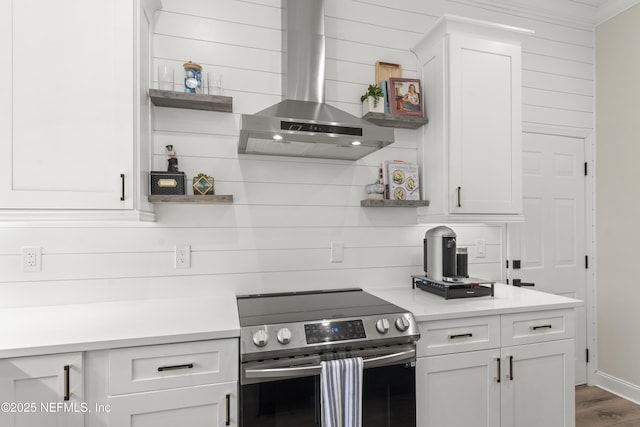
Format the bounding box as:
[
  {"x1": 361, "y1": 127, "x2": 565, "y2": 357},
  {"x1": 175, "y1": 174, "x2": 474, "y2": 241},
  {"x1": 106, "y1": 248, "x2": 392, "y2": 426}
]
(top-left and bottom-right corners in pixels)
[{"x1": 238, "y1": 100, "x2": 394, "y2": 160}]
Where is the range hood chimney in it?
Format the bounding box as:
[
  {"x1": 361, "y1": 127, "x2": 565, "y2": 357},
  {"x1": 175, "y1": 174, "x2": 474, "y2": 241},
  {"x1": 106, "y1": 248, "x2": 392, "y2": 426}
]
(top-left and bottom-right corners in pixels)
[{"x1": 238, "y1": 0, "x2": 394, "y2": 161}]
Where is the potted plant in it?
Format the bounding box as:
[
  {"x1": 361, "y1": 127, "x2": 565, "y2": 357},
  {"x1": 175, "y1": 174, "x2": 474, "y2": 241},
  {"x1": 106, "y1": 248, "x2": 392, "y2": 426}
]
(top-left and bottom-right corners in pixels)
[
  {"x1": 192, "y1": 173, "x2": 214, "y2": 195},
  {"x1": 361, "y1": 84, "x2": 385, "y2": 115}
]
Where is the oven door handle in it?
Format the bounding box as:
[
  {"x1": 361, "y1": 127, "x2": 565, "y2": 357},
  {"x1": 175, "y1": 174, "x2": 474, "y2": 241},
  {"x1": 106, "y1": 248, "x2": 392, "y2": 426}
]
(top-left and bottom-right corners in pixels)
[
  {"x1": 363, "y1": 348, "x2": 415, "y2": 369},
  {"x1": 244, "y1": 349, "x2": 416, "y2": 380},
  {"x1": 245, "y1": 363, "x2": 322, "y2": 380}
]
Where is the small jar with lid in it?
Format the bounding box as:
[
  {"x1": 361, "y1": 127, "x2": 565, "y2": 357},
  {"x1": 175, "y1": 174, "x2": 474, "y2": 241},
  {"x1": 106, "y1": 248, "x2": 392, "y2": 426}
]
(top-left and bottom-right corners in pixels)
[{"x1": 183, "y1": 61, "x2": 203, "y2": 94}]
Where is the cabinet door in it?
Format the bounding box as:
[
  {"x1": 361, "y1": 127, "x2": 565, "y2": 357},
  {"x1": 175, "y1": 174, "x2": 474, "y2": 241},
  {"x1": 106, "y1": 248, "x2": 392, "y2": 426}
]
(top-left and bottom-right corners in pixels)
[
  {"x1": 501, "y1": 339, "x2": 575, "y2": 427},
  {"x1": 0, "y1": 352, "x2": 84, "y2": 427},
  {"x1": 0, "y1": 0, "x2": 133, "y2": 210},
  {"x1": 417, "y1": 350, "x2": 501, "y2": 427},
  {"x1": 448, "y1": 35, "x2": 522, "y2": 215},
  {"x1": 108, "y1": 382, "x2": 237, "y2": 427}
]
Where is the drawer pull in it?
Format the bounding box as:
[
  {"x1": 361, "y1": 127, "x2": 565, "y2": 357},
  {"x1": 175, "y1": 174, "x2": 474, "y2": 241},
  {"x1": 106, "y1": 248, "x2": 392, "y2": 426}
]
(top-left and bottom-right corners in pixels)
[
  {"x1": 449, "y1": 333, "x2": 473, "y2": 340},
  {"x1": 508, "y1": 355, "x2": 514, "y2": 381},
  {"x1": 157, "y1": 363, "x2": 194, "y2": 372},
  {"x1": 531, "y1": 324, "x2": 552, "y2": 331},
  {"x1": 63, "y1": 365, "x2": 70, "y2": 401},
  {"x1": 120, "y1": 174, "x2": 125, "y2": 201},
  {"x1": 225, "y1": 393, "x2": 231, "y2": 426},
  {"x1": 496, "y1": 358, "x2": 501, "y2": 383}
]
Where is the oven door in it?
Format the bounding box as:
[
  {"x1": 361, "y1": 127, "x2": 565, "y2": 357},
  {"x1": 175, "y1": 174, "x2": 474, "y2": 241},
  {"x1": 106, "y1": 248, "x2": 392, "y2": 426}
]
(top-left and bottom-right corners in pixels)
[{"x1": 239, "y1": 346, "x2": 416, "y2": 427}]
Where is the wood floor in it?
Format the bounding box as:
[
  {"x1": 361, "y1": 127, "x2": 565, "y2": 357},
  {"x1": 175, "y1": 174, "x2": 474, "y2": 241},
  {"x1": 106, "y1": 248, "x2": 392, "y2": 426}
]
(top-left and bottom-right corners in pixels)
[{"x1": 577, "y1": 385, "x2": 640, "y2": 426}]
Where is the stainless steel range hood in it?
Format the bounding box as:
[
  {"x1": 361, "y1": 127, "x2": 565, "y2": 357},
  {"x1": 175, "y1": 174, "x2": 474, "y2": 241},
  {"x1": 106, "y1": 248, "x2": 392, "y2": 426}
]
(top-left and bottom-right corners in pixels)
[{"x1": 238, "y1": 0, "x2": 394, "y2": 161}]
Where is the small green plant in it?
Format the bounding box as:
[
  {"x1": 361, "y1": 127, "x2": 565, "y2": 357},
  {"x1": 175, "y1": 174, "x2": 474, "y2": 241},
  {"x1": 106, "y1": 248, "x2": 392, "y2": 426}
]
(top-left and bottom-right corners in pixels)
[{"x1": 360, "y1": 84, "x2": 384, "y2": 107}]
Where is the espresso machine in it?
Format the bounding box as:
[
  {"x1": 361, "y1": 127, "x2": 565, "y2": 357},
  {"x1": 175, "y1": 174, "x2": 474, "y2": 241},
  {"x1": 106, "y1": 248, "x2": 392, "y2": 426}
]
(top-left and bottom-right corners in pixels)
[
  {"x1": 413, "y1": 226, "x2": 494, "y2": 299},
  {"x1": 423, "y1": 225, "x2": 462, "y2": 282}
]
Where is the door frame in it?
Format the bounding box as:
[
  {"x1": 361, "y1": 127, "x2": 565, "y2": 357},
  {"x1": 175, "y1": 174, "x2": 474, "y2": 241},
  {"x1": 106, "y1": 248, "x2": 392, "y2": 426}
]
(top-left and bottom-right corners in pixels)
[{"x1": 506, "y1": 124, "x2": 596, "y2": 385}]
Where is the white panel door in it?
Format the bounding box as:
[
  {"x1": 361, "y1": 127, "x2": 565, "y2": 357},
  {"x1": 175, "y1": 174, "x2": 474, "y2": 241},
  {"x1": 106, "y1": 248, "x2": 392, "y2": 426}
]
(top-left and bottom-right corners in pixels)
[
  {"x1": 507, "y1": 132, "x2": 587, "y2": 384},
  {"x1": 501, "y1": 339, "x2": 575, "y2": 427},
  {"x1": 0, "y1": 0, "x2": 133, "y2": 209},
  {"x1": 108, "y1": 382, "x2": 236, "y2": 427},
  {"x1": 449, "y1": 36, "x2": 522, "y2": 214},
  {"x1": 0, "y1": 352, "x2": 84, "y2": 427},
  {"x1": 417, "y1": 349, "x2": 501, "y2": 427}
]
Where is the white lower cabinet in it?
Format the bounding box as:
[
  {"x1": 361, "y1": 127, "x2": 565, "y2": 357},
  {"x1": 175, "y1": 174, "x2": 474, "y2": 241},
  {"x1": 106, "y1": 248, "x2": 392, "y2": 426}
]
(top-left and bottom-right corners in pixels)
[
  {"x1": 0, "y1": 352, "x2": 84, "y2": 427},
  {"x1": 417, "y1": 310, "x2": 575, "y2": 427},
  {"x1": 86, "y1": 338, "x2": 239, "y2": 427},
  {"x1": 417, "y1": 349, "x2": 501, "y2": 427},
  {"x1": 108, "y1": 382, "x2": 236, "y2": 427}
]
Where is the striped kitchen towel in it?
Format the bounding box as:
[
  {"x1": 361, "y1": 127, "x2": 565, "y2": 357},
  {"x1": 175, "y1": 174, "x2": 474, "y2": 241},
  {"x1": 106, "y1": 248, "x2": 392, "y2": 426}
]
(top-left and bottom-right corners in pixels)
[{"x1": 320, "y1": 357, "x2": 364, "y2": 427}]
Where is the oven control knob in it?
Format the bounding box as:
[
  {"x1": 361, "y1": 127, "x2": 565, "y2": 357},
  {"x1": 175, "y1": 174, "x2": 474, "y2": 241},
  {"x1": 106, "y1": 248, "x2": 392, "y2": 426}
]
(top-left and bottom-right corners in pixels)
[
  {"x1": 395, "y1": 316, "x2": 411, "y2": 332},
  {"x1": 277, "y1": 328, "x2": 292, "y2": 345},
  {"x1": 376, "y1": 318, "x2": 390, "y2": 334},
  {"x1": 252, "y1": 330, "x2": 269, "y2": 347}
]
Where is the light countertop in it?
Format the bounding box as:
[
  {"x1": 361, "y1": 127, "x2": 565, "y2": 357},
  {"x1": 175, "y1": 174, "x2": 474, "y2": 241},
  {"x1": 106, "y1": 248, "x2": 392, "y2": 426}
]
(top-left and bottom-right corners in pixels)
[
  {"x1": 0, "y1": 293, "x2": 240, "y2": 358},
  {"x1": 369, "y1": 283, "x2": 582, "y2": 322},
  {"x1": 0, "y1": 283, "x2": 581, "y2": 358}
]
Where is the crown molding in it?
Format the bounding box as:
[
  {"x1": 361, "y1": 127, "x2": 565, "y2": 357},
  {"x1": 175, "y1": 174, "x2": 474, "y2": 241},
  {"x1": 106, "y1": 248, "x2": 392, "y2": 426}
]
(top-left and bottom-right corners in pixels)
[
  {"x1": 596, "y1": 0, "x2": 640, "y2": 25},
  {"x1": 453, "y1": 0, "x2": 596, "y2": 28},
  {"x1": 456, "y1": 0, "x2": 640, "y2": 28}
]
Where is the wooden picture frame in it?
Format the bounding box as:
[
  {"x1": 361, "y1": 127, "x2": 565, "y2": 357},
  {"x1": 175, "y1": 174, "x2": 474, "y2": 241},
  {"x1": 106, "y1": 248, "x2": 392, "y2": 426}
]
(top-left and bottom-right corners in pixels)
[{"x1": 388, "y1": 78, "x2": 424, "y2": 116}]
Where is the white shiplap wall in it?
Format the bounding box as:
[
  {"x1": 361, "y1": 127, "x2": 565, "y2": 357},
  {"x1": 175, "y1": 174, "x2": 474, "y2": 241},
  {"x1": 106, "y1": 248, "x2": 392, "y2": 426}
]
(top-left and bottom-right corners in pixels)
[{"x1": 0, "y1": 0, "x2": 593, "y2": 307}]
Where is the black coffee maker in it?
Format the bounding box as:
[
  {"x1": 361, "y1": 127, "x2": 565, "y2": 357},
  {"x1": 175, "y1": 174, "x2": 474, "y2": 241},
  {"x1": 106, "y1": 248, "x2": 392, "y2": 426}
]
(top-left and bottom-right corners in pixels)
[{"x1": 424, "y1": 226, "x2": 467, "y2": 282}]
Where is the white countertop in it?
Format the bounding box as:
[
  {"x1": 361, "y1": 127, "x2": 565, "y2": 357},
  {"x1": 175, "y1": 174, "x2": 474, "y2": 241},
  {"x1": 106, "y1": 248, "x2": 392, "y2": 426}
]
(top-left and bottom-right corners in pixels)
[
  {"x1": 0, "y1": 283, "x2": 581, "y2": 359},
  {"x1": 0, "y1": 293, "x2": 240, "y2": 358},
  {"x1": 369, "y1": 283, "x2": 582, "y2": 322}
]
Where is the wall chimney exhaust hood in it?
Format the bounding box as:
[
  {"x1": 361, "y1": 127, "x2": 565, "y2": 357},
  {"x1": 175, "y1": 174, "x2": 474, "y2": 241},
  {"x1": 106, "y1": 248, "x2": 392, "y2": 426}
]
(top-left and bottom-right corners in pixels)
[{"x1": 238, "y1": 0, "x2": 394, "y2": 161}]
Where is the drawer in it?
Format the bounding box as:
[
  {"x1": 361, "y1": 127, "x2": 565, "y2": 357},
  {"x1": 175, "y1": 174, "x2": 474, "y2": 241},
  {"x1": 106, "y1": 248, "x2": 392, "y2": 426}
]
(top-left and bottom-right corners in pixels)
[
  {"x1": 417, "y1": 316, "x2": 500, "y2": 357},
  {"x1": 501, "y1": 309, "x2": 574, "y2": 347},
  {"x1": 109, "y1": 339, "x2": 238, "y2": 395}
]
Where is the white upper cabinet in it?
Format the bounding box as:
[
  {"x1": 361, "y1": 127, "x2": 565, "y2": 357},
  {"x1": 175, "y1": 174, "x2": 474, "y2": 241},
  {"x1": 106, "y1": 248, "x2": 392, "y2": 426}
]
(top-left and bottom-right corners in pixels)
[
  {"x1": 0, "y1": 0, "x2": 158, "y2": 221},
  {"x1": 412, "y1": 15, "x2": 533, "y2": 223}
]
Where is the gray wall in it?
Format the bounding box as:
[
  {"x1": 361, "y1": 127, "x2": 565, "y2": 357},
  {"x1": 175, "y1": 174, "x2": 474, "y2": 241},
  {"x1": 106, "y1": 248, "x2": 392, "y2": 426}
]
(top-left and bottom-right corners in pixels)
[{"x1": 596, "y1": 3, "x2": 640, "y2": 392}]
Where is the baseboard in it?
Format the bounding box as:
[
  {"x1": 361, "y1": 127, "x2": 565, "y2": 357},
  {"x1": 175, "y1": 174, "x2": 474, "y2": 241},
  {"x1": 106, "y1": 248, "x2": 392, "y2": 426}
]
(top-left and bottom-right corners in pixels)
[{"x1": 594, "y1": 371, "x2": 640, "y2": 405}]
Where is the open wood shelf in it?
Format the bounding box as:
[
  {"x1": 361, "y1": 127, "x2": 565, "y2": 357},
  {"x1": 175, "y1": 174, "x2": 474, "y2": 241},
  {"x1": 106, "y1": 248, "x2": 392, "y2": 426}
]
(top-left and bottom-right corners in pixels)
[
  {"x1": 360, "y1": 199, "x2": 429, "y2": 207},
  {"x1": 362, "y1": 112, "x2": 428, "y2": 129},
  {"x1": 148, "y1": 89, "x2": 233, "y2": 112},
  {"x1": 148, "y1": 195, "x2": 234, "y2": 204}
]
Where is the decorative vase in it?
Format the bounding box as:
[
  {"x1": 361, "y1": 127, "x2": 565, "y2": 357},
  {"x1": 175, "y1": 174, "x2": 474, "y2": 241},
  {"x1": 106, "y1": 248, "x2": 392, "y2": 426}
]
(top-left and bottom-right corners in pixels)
[
  {"x1": 362, "y1": 97, "x2": 385, "y2": 115},
  {"x1": 192, "y1": 175, "x2": 214, "y2": 195}
]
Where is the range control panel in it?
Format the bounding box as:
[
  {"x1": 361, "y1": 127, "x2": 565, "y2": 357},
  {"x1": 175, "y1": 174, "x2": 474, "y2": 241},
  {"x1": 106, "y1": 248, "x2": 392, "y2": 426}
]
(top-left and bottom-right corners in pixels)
[
  {"x1": 304, "y1": 320, "x2": 366, "y2": 344},
  {"x1": 240, "y1": 313, "x2": 420, "y2": 362}
]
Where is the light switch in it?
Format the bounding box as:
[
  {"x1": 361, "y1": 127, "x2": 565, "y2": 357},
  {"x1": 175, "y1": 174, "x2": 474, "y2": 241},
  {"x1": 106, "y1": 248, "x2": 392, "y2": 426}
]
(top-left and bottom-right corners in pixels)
[{"x1": 476, "y1": 239, "x2": 486, "y2": 258}]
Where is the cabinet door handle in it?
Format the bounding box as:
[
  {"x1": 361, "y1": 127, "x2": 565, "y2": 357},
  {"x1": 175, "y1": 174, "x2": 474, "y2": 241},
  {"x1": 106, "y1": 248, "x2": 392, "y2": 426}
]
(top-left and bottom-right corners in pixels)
[
  {"x1": 531, "y1": 324, "x2": 552, "y2": 331},
  {"x1": 508, "y1": 355, "x2": 514, "y2": 381},
  {"x1": 457, "y1": 186, "x2": 462, "y2": 207},
  {"x1": 63, "y1": 365, "x2": 70, "y2": 401},
  {"x1": 120, "y1": 174, "x2": 125, "y2": 201},
  {"x1": 512, "y1": 279, "x2": 535, "y2": 287},
  {"x1": 225, "y1": 393, "x2": 231, "y2": 426},
  {"x1": 496, "y1": 358, "x2": 501, "y2": 383},
  {"x1": 449, "y1": 333, "x2": 473, "y2": 340},
  {"x1": 157, "y1": 363, "x2": 194, "y2": 372}
]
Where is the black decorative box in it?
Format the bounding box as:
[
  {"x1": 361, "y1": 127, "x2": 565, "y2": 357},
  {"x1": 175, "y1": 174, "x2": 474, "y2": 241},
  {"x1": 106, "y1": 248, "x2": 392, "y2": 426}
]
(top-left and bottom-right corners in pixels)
[{"x1": 150, "y1": 171, "x2": 186, "y2": 195}]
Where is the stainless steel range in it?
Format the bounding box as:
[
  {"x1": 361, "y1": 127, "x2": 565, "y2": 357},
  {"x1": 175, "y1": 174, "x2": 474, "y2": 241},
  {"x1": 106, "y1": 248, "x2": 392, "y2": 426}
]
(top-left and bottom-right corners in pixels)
[{"x1": 236, "y1": 288, "x2": 420, "y2": 427}]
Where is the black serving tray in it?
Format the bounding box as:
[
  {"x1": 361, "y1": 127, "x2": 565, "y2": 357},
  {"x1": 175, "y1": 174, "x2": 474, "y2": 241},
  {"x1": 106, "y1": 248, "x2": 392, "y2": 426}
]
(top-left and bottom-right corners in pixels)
[{"x1": 411, "y1": 275, "x2": 494, "y2": 300}]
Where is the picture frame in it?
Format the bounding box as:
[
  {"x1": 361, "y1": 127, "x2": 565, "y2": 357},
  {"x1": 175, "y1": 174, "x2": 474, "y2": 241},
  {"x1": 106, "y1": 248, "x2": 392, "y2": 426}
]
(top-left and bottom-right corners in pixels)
[{"x1": 388, "y1": 78, "x2": 424, "y2": 116}]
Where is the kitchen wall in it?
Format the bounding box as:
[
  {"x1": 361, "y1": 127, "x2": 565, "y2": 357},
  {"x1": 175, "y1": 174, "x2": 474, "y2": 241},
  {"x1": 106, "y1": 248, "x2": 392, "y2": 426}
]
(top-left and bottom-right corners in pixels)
[
  {"x1": 0, "y1": 1, "x2": 593, "y2": 308},
  {"x1": 595, "y1": 3, "x2": 640, "y2": 401}
]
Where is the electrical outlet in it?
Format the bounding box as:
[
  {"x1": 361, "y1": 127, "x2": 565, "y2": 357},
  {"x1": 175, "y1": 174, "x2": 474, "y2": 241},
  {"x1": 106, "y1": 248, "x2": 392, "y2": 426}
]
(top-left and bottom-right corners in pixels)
[
  {"x1": 330, "y1": 241, "x2": 344, "y2": 263},
  {"x1": 476, "y1": 239, "x2": 486, "y2": 258},
  {"x1": 175, "y1": 245, "x2": 190, "y2": 269},
  {"x1": 22, "y1": 246, "x2": 42, "y2": 272}
]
